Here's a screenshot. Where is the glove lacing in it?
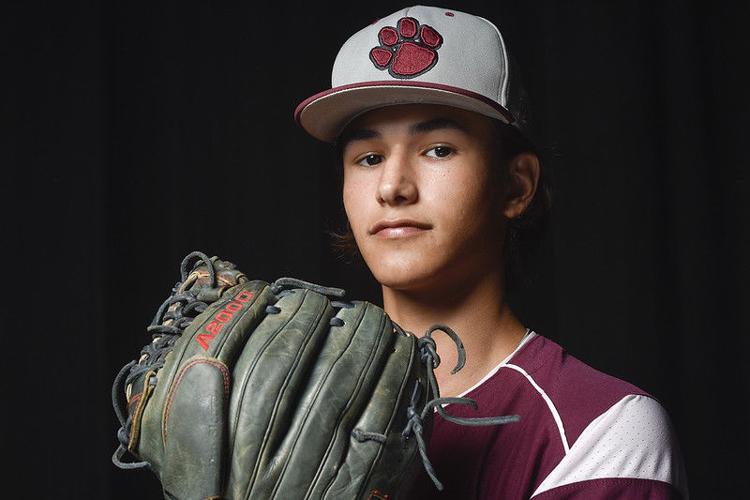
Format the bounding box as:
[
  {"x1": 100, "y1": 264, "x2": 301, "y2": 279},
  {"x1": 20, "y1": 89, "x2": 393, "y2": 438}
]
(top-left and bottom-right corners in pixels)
[
  {"x1": 111, "y1": 251, "x2": 217, "y2": 470},
  {"x1": 401, "y1": 324, "x2": 521, "y2": 491},
  {"x1": 267, "y1": 277, "x2": 352, "y2": 327}
]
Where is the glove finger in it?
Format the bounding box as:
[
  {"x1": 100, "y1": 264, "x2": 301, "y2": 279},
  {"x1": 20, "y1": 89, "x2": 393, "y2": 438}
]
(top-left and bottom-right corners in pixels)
[
  {"x1": 225, "y1": 288, "x2": 337, "y2": 499},
  {"x1": 321, "y1": 327, "x2": 423, "y2": 500},
  {"x1": 257, "y1": 300, "x2": 397, "y2": 499}
]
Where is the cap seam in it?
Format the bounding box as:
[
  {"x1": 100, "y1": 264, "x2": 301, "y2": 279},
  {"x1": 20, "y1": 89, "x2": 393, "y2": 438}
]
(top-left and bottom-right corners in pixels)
[{"x1": 476, "y1": 14, "x2": 509, "y2": 106}]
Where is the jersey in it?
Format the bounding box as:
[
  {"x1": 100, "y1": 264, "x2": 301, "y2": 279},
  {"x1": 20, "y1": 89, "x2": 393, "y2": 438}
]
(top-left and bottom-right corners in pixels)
[{"x1": 404, "y1": 331, "x2": 689, "y2": 499}]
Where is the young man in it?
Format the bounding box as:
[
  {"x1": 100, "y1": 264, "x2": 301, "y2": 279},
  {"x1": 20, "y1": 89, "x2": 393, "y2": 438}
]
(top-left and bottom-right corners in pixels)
[{"x1": 294, "y1": 5, "x2": 688, "y2": 499}]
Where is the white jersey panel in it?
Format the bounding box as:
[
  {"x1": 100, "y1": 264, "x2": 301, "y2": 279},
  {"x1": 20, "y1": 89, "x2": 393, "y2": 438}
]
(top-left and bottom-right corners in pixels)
[{"x1": 531, "y1": 394, "x2": 688, "y2": 498}]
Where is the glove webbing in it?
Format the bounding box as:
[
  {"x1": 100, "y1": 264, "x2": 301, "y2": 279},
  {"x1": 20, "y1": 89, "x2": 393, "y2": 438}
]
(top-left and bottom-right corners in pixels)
[{"x1": 111, "y1": 251, "x2": 217, "y2": 470}]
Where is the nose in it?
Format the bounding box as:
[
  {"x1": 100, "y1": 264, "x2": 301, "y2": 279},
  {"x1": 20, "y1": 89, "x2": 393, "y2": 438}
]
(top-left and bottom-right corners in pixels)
[{"x1": 376, "y1": 152, "x2": 418, "y2": 206}]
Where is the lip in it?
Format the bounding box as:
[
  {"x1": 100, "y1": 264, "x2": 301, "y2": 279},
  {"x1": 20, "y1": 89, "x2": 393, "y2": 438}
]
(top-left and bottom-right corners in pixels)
[{"x1": 369, "y1": 218, "x2": 432, "y2": 238}]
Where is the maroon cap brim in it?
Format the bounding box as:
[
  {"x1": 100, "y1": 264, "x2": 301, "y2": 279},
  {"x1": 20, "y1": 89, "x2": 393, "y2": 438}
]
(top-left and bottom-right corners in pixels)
[{"x1": 294, "y1": 80, "x2": 515, "y2": 143}]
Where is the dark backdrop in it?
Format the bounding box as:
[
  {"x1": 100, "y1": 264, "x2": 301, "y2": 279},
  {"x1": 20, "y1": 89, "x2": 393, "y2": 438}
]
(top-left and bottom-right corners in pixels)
[{"x1": 5, "y1": 0, "x2": 748, "y2": 498}]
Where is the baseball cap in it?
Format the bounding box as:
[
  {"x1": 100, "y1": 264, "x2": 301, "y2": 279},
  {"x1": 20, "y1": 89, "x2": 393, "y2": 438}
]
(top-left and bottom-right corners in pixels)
[{"x1": 294, "y1": 4, "x2": 527, "y2": 143}]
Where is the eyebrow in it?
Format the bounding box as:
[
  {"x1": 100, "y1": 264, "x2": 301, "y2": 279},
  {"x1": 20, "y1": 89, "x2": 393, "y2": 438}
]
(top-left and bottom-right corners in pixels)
[{"x1": 336, "y1": 117, "x2": 470, "y2": 151}]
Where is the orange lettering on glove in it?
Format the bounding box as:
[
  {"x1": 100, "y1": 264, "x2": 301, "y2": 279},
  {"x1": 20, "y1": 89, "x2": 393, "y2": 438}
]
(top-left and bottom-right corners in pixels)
[{"x1": 196, "y1": 290, "x2": 254, "y2": 350}]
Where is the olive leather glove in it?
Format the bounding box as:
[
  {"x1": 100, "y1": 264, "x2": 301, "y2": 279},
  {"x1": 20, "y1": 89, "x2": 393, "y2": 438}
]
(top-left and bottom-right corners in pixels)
[{"x1": 112, "y1": 251, "x2": 518, "y2": 499}]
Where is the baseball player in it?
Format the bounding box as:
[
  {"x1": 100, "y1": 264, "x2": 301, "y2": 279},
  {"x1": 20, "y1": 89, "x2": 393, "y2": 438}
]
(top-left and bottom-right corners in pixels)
[{"x1": 293, "y1": 5, "x2": 689, "y2": 499}]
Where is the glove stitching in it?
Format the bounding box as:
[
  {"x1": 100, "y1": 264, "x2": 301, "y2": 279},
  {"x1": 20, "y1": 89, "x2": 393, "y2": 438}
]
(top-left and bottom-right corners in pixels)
[
  {"x1": 127, "y1": 370, "x2": 156, "y2": 453},
  {"x1": 162, "y1": 357, "x2": 231, "y2": 446}
]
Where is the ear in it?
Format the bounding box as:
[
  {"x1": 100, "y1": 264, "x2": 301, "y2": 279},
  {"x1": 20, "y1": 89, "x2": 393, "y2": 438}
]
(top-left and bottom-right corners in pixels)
[{"x1": 503, "y1": 152, "x2": 540, "y2": 219}]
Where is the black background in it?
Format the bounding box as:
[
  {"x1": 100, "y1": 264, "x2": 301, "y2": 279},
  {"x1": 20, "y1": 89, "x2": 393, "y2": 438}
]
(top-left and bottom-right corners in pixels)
[{"x1": 4, "y1": 0, "x2": 748, "y2": 498}]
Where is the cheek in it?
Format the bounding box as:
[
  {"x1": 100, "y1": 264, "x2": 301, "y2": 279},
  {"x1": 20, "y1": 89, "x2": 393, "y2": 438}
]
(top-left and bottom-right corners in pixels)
[
  {"x1": 342, "y1": 173, "x2": 369, "y2": 236},
  {"x1": 427, "y1": 167, "x2": 495, "y2": 230}
]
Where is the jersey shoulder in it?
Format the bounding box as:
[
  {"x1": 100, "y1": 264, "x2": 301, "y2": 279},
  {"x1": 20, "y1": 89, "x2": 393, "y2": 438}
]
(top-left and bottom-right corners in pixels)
[
  {"x1": 507, "y1": 333, "x2": 650, "y2": 446},
  {"x1": 505, "y1": 333, "x2": 688, "y2": 499}
]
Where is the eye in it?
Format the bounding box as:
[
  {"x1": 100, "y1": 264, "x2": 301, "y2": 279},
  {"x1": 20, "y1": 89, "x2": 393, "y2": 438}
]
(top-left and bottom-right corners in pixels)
[
  {"x1": 425, "y1": 145, "x2": 454, "y2": 159},
  {"x1": 355, "y1": 153, "x2": 383, "y2": 167}
]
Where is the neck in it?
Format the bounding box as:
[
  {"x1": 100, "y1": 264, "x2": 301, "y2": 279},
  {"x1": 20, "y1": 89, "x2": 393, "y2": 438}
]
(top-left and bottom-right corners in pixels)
[{"x1": 381, "y1": 267, "x2": 527, "y2": 397}]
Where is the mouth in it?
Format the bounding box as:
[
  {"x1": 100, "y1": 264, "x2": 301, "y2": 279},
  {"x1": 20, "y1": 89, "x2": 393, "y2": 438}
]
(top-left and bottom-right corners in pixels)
[{"x1": 369, "y1": 219, "x2": 432, "y2": 239}]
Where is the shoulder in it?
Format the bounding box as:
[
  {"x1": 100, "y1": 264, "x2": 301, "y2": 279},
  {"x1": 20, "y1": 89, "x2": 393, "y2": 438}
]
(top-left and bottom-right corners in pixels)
[
  {"x1": 505, "y1": 333, "x2": 689, "y2": 499},
  {"x1": 505, "y1": 333, "x2": 650, "y2": 448}
]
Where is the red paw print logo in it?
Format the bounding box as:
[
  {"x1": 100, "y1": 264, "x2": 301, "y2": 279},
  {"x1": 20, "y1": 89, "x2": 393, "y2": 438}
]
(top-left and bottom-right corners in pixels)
[{"x1": 369, "y1": 17, "x2": 443, "y2": 79}]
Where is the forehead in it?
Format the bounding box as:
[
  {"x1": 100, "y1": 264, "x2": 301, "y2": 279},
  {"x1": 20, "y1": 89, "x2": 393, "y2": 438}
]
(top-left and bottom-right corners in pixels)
[
  {"x1": 345, "y1": 103, "x2": 488, "y2": 133},
  {"x1": 337, "y1": 103, "x2": 494, "y2": 149}
]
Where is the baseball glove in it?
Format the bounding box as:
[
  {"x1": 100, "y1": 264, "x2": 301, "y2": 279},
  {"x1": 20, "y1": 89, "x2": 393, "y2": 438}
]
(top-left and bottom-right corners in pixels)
[{"x1": 112, "y1": 251, "x2": 519, "y2": 499}]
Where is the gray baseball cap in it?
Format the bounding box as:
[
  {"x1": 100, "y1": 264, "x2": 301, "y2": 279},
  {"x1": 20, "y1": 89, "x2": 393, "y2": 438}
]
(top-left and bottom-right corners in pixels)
[{"x1": 294, "y1": 4, "x2": 526, "y2": 143}]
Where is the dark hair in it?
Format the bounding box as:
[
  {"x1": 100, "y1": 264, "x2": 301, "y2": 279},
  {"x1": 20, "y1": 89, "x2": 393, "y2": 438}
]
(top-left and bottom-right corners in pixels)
[{"x1": 328, "y1": 117, "x2": 552, "y2": 295}]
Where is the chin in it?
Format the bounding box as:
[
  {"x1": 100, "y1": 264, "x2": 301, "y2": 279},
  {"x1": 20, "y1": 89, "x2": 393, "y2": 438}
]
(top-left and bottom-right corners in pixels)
[
  {"x1": 356, "y1": 234, "x2": 455, "y2": 291},
  {"x1": 365, "y1": 253, "x2": 442, "y2": 292},
  {"x1": 373, "y1": 270, "x2": 429, "y2": 291}
]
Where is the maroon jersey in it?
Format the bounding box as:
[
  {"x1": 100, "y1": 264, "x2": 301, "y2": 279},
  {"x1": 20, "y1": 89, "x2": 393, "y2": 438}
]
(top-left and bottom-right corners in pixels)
[{"x1": 405, "y1": 332, "x2": 688, "y2": 499}]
